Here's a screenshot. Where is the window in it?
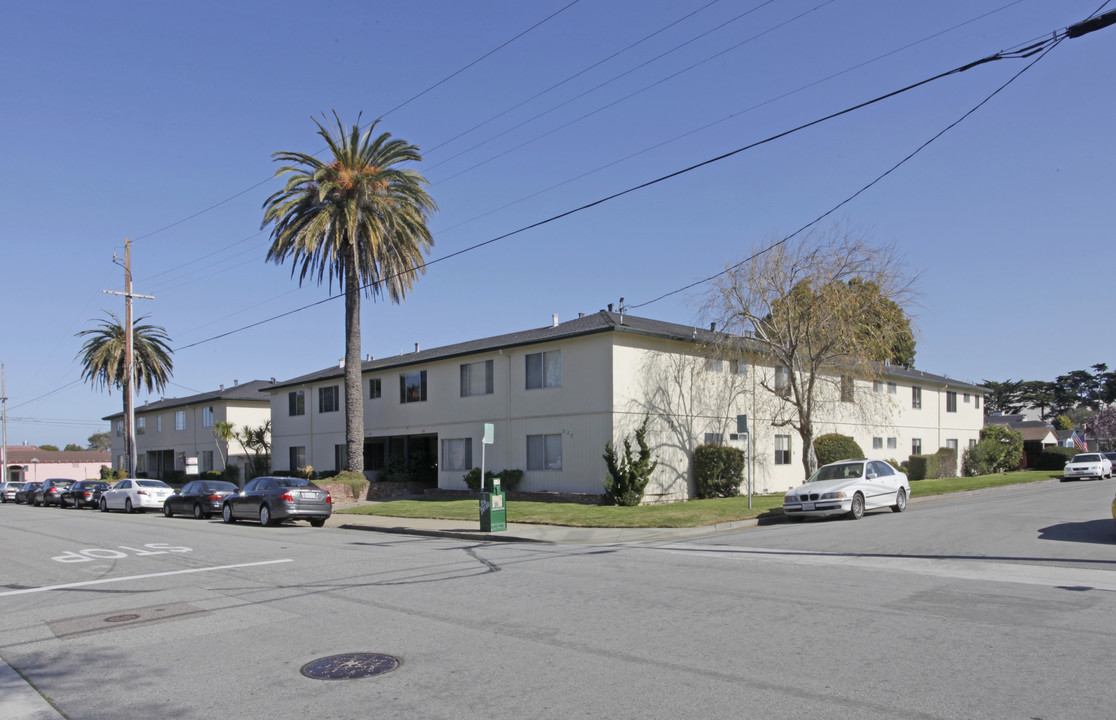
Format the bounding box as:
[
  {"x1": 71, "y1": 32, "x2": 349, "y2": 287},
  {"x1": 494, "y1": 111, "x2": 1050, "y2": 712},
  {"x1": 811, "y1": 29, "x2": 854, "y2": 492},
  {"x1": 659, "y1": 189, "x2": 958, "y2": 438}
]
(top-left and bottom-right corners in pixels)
[
  {"x1": 319, "y1": 385, "x2": 339, "y2": 413},
  {"x1": 774, "y1": 435, "x2": 791, "y2": 465},
  {"x1": 400, "y1": 370, "x2": 428, "y2": 403},
  {"x1": 887, "y1": 382, "x2": 897, "y2": 395},
  {"x1": 442, "y1": 438, "x2": 473, "y2": 472},
  {"x1": 365, "y1": 440, "x2": 386, "y2": 471},
  {"x1": 873, "y1": 437, "x2": 883, "y2": 450},
  {"x1": 527, "y1": 434, "x2": 563, "y2": 470},
  {"x1": 730, "y1": 359, "x2": 747, "y2": 376},
  {"x1": 975, "y1": 395, "x2": 981, "y2": 409},
  {"x1": 289, "y1": 390, "x2": 305, "y2": 416},
  {"x1": 202, "y1": 406, "x2": 214, "y2": 428},
  {"x1": 963, "y1": 393, "x2": 971, "y2": 403},
  {"x1": 136, "y1": 417, "x2": 145, "y2": 435},
  {"x1": 775, "y1": 366, "x2": 791, "y2": 396},
  {"x1": 369, "y1": 378, "x2": 381, "y2": 399},
  {"x1": 136, "y1": 455, "x2": 147, "y2": 473},
  {"x1": 969, "y1": 438, "x2": 978, "y2": 449},
  {"x1": 175, "y1": 411, "x2": 186, "y2": 431},
  {"x1": 704, "y1": 433, "x2": 724, "y2": 446},
  {"x1": 946, "y1": 439, "x2": 958, "y2": 452},
  {"x1": 460, "y1": 360, "x2": 494, "y2": 397},
  {"x1": 912, "y1": 438, "x2": 922, "y2": 455},
  {"x1": 156, "y1": 415, "x2": 162, "y2": 432},
  {"x1": 704, "y1": 357, "x2": 723, "y2": 373},
  {"x1": 289, "y1": 446, "x2": 306, "y2": 471},
  {"x1": 199, "y1": 450, "x2": 213, "y2": 473},
  {"x1": 334, "y1": 444, "x2": 346, "y2": 472},
  {"x1": 115, "y1": 420, "x2": 122, "y2": 437},
  {"x1": 887, "y1": 437, "x2": 897, "y2": 450},
  {"x1": 873, "y1": 380, "x2": 884, "y2": 393},
  {"x1": 526, "y1": 351, "x2": 561, "y2": 389},
  {"x1": 946, "y1": 391, "x2": 957, "y2": 413},
  {"x1": 175, "y1": 452, "x2": 186, "y2": 470},
  {"x1": 912, "y1": 386, "x2": 922, "y2": 410},
  {"x1": 841, "y1": 375, "x2": 854, "y2": 402}
]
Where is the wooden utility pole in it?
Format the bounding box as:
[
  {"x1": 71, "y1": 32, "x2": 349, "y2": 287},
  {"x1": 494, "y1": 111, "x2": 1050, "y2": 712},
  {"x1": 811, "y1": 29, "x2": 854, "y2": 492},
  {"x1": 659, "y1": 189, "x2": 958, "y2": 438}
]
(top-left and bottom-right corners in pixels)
[{"x1": 103, "y1": 238, "x2": 153, "y2": 476}]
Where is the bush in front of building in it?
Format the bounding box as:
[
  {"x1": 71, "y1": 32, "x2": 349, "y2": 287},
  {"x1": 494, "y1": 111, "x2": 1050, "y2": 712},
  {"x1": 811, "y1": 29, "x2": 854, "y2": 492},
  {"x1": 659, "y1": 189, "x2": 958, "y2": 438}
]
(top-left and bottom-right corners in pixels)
[
  {"x1": 1038, "y1": 446, "x2": 1078, "y2": 470},
  {"x1": 936, "y1": 447, "x2": 957, "y2": 479},
  {"x1": 602, "y1": 416, "x2": 658, "y2": 506},
  {"x1": 813, "y1": 433, "x2": 864, "y2": 466},
  {"x1": 693, "y1": 444, "x2": 745, "y2": 499},
  {"x1": 463, "y1": 468, "x2": 523, "y2": 493},
  {"x1": 907, "y1": 454, "x2": 939, "y2": 481}
]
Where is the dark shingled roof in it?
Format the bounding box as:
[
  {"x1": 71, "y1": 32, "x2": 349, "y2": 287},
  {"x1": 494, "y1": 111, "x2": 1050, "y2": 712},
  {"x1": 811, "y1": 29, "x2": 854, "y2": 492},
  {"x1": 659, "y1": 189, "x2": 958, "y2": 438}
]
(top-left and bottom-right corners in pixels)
[
  {"x1": 268, "y1": 310, "x2": 986, "y2": 393},
  {"x1": 102, "y1": 379, "x2": 273, "y2": 421}
]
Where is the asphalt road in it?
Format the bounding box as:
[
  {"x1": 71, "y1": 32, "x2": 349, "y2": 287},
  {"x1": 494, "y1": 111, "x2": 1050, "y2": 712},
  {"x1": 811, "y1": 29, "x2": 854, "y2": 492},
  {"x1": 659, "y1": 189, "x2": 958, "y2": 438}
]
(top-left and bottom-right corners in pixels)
[{"x1": 1, "y1": 479, "x2": 1113, "y2": 719}]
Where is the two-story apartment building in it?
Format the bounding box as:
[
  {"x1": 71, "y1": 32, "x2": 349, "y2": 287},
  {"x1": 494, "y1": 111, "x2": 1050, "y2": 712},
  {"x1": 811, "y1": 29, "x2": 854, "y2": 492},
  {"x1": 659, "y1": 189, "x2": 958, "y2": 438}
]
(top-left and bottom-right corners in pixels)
[
  {"x1": 104, "y1": 379, "x2": 272, "y2": 483},
  {"x1": 268, "y1": 311, "x2": 985, "y2": 499}
]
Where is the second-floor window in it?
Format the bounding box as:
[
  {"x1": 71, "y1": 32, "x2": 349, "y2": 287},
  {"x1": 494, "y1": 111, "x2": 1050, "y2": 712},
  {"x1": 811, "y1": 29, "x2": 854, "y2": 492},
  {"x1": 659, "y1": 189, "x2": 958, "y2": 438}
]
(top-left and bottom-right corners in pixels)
[
  {"x1": 775, "y1": 366, "x2": 791, "y2": 396},
  {"x1": 175, "y1": 411, "x2": 186, "y2": 431},
  {"x1": 202, "y1": 406, "x2": 214, "y2": 428},
  {"x1": 461, "y1": 360, "x2": 494, "y2": 397},
  {"x1": 946, "y1": 391, "x2": 957, "y2": 413},
  {"x1": 136, "y1": 417, "x2": 145, "y2": 435},
  {"x1": 400, "y1": 370, "x2": 428, "y2": 403},
  {"x1": 841, "y1": 375, "x2": 854, "y2": 402},
  {"x1": 369, "y1": 378, "x2": 381, "y2": 399},
  {"x1": 289, "y1": 390, "x2": 305, "y2": 416},
  {"x1": 319, "y1": 385, "x2": 339, "y2": 413},
  {"x1": 156, "y1": 415, "x2": 162, "y2": 432},
  {"x1": 912, "y1": 386, "x2": 922, "y2": 409},
  {"x1": 526, "y1": 351, "x2": 561, "y2": 389}
]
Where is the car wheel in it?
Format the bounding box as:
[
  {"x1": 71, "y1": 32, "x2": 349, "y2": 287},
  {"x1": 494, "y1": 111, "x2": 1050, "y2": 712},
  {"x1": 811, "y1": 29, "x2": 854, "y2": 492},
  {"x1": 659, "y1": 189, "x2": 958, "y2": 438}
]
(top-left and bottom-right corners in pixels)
[
  {"x1": 310, "y1": 518, "x2": 325, "y2": 528},
  {"x1": 100, "y1": 498, "x2": 108, "y2": 512},
  {"x1": 163, "y1": 503, "x2": 174, "y2": 518},
  {"x1": 125, "y1": 498, "x2": 133, "y2": 513},
  {"x1": 222, "y1": 503, "x2": 236, "y2": 524},
  {"x1": 891, "y1": 488, "x2": 907, "y2": 513},
  {"x1": 58, "y1": 497, "x2": 68, "y2": 508},
  {"x1": 193, "y1": 503, "x2": 204, "y2": 520},
  {"x1": 259, "y1": 504, "x2": 274, "y2": 527},
  {"x1": 848, "y1": 493, "x2": 865, "y2": 520}
]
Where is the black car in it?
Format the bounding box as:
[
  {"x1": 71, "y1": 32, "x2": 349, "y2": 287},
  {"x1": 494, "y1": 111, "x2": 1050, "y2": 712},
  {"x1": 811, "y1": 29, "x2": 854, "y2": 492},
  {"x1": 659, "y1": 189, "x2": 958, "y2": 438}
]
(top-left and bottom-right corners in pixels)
[
  {"x1": 36, "y1": 478, "x2": 75, "y2": 507},
  {"x1": 61, "y1": 480, "x2": 112, "y2": 509},
  {"x1": 221, "y1": 476, "x2": 332, "y2": 527},
  {"x1": 14, "y1": 482, "x2": 42, "y2": 504},
  {"x1": 163, "y1": 480, "x2": 239, "y2": 519}
]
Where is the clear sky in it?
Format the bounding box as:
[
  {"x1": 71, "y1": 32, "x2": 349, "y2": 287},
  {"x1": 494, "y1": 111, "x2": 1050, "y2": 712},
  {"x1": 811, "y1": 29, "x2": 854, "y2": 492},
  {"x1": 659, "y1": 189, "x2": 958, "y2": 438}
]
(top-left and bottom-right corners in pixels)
[{"x1": 2, "y1": 0, "x2": 1113, "y2": 449}]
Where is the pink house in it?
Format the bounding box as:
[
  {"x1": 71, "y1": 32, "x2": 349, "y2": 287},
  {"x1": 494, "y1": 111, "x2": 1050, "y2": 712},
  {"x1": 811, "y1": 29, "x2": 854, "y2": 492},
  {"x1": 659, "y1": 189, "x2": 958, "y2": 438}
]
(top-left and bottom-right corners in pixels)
[{"x1": 3, "y1": 446, "x2": 111, "y2": 484}]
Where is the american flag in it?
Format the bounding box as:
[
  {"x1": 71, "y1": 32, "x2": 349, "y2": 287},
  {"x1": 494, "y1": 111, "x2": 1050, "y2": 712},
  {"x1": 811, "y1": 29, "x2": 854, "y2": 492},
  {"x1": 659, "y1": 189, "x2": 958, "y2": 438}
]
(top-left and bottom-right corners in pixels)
[{"x1": 1073, "y1": 433, "x2": 1088, "y2": 451}]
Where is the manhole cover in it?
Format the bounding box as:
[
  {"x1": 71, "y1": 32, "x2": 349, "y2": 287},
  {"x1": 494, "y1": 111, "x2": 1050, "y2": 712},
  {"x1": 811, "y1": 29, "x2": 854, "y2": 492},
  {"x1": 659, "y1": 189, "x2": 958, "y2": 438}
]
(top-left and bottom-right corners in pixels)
[
  {"x1": 105, "y1": 614, "x2": 141, "y2": 623},
  {"x1": 300, "y1": 653, "x2": 400, "y2": 680}
]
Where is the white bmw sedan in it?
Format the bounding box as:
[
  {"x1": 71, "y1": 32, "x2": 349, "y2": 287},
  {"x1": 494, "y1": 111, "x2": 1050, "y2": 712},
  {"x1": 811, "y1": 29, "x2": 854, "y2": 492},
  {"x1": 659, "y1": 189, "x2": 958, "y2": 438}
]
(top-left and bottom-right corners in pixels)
[
  {"x1": 783, "y1": 459, "x2": 910, "y2": 521},
  {"x1": 1062, "y1": 453, "x2": 1112, "y2": 481},
  {"x1": 99, "y1": 478, "x2": 174, "y2": 513}
]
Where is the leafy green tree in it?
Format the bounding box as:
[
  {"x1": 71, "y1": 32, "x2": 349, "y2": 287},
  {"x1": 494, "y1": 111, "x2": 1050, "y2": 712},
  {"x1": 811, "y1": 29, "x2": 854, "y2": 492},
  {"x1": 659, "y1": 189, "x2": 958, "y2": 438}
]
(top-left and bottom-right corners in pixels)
[
  {"x1": 1052, "y1": 415, "x2": 1074, "y2": 431},
  {"x1": 262, "y1": 112, "x2": 436, "y2": 474},
  {"x1": 40, "y1": 444, "x2": 59, "y2": 452},
  {"x1": 1018, "y1": 380, "x2": 1056, "y2": 419},
  {"x1": 63, "y1": 443, "x2": 83, "y2": 452},
  {"x1": 75, "y1": 312, "x2": 172, "y2": 472},
  {"x1": 603, "y1": 416, "x2": 659, "y2": 506},
  {"x1": 213, "y1": 420, "x2": 236, "y2": 468},
  {"x1": 233, "y1": 421, "x2": 271, "y2": 483},
  {"x1": 87, "y1": 432, "x2": 111, "y2": 451},
  {"x1": 982, "y1": 379, "x2": 1024, "y2": 415},
  {"x1": 962, "y1": 425, "x2": 1023, "y2": 476}
]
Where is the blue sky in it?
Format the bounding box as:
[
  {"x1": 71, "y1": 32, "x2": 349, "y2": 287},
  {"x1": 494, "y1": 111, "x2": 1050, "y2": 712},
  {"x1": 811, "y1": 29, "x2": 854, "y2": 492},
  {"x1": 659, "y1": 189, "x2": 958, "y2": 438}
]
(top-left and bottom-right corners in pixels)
[{"x1": 2, "y1": 0, "x2": 1113, "y2": 448}]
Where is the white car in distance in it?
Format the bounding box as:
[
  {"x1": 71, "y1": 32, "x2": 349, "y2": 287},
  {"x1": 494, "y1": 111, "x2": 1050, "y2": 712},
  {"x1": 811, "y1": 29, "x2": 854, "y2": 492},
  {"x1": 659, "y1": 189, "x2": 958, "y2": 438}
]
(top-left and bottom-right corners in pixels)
[
  {"x1": 1062, "y1": 453, "x2": 1112, "y2": 481},
  {"x1": 100, "y1": 478, "x2": 175, "y2": 513}
]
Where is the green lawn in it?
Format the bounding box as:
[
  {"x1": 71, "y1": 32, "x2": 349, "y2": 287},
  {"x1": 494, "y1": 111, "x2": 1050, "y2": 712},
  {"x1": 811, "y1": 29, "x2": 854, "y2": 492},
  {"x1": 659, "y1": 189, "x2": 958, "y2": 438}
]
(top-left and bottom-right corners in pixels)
[{"x1": 336, "y1": 470, "x2": 1062, "y2": 528}]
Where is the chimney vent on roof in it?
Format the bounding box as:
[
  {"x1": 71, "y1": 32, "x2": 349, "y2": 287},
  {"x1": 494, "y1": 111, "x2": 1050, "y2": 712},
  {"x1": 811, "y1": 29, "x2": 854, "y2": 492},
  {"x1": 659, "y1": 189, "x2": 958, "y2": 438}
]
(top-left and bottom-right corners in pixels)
[
  {"x1": 234, "y1": 379, "x2": 239, "y2": 386},
  {"x1": 270, "y1": 377, "x2": 276, "y2": 383},
  {"x1": 710, "y1": 322, "x2": 717, "y2": 332},
  {"x1": 415, "y1": 342, "x2": 420, "y2": 353},
  {"x1": 579, "y1": 312, "x2": 584, "y2": 318},
  {"x1": 552, "y1": 314, "x2": 558, "y2": 327},
  {"x1": 608, "y1": 303, "x2": 614, "y2": 312},
  {"x1": 339, "y1": 358, "x2": 345, "y2": 368},
  {"x1": 219, "y1": 385, "x2": 224, "y2": 391}
]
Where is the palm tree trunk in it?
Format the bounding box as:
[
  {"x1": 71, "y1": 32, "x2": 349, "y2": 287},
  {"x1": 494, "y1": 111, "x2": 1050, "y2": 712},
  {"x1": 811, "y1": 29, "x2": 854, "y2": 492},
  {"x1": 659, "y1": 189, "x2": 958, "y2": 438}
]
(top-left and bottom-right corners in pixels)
[{"x1": 344, "y1": 247, "x2": 365, "y2": 474}]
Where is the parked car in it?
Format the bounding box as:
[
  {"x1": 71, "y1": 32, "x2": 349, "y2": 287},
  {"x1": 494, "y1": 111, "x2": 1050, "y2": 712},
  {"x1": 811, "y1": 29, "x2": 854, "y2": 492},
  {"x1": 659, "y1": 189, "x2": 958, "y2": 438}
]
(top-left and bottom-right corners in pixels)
[
  {"x1": 1062, "y1": 453, "x2": 1112, "y2": 481},
  {"x1": 1103, "y1": 452, "x2": 1116, "y2": 470},
  {"x1": 61, "y1": 480, "x2": 112, "y2": 509},
  {"x1": 221, "y1": 476, "x2": 332, "y2": 527},
  {"x1": 783, "y1": 459, "x2": 910, "y2": 520},
  {"x1": 1, "y1": 480, "x2": 26, "y2": 503},
  {"x1": 99, "y1": 478, "x2": 174, "y2": 513},
  {"x1": 35, "y1": 478, "x2": 75, "y2": 507},
  {"x1": 163, "y1": 480, "x2": 239, "y2": 519},
  {"x1": 14, "y1": 482, "x2": 42, "y2": 505}
]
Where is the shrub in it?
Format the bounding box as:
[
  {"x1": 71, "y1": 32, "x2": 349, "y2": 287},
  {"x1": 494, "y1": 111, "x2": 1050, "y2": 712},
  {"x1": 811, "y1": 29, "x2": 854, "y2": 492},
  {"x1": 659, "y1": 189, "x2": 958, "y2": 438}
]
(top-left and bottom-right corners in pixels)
[
  {"x1": 813, "y1": 434, "x2": 864, "y2": 466},
  {"x1": 977, "y1": 425, "x2": 1023, "y2": 471},
  {"x1": 602, "y1": 416, "x2": 658, "y2": 506},
  {"x1": 962, "y1": 441, "x2": 998, "y2": 476},
  {"x1": 693, "y1": 444, "x2": 745, "y2": 499},
  {"x1": 463, "y1": 468, "x2": 523, "y2": 493},
  {"x1": 907, "y1": 454, "x2": 939, "y2": 481},
  {"x1": 936, "y1": 447, "x2": 957, "y2": 479},
  {"x1": 328, "y1": 470, "x2": 369, "y2": 499},
  {"x1": 1038, "y1": 446, "x2": 1078, "y2": 470}
]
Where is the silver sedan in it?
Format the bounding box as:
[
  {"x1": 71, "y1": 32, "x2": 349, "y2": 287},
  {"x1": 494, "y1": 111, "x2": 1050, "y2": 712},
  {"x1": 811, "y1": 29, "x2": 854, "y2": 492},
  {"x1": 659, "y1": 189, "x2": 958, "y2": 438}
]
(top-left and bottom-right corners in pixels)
[{"x1": 221, "y1": 476, "x2": 332, "y2": 527}]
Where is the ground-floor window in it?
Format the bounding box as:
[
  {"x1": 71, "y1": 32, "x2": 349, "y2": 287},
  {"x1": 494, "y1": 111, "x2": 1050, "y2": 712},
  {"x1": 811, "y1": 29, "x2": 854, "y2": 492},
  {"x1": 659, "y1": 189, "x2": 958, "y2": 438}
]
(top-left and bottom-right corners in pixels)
[
  {"x1": 289, "y1": 446, "x2": 306, "y2": 472},
  {"x1": 527, "y1": 434, "x2": 562, "y2": 470},
  {"x1": 442, "y1": 438, "x2": 473, "y2": 472}
]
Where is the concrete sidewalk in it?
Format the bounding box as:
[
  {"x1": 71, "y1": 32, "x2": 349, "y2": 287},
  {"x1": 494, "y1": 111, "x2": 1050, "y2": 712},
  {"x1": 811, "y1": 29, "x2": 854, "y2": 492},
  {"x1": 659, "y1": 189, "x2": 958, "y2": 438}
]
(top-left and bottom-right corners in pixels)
[{"x1": 327, "y1": 502, "x2": 767, "y2": 544}]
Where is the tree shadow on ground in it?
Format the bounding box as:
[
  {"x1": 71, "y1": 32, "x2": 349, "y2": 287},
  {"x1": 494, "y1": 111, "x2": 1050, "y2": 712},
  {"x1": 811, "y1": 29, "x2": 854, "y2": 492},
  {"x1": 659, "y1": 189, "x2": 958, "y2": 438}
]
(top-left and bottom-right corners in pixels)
[{"x1": 1037, "y1": 518, "x2": 1115, "y2": 545}]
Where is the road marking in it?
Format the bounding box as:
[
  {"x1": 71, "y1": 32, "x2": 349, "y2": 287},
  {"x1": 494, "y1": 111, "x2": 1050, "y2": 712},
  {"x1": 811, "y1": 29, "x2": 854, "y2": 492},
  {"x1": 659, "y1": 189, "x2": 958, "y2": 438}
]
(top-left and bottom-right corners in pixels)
[
  {"x1": 0, "y1": 559, "x2": 293, "y2": 597},
  {"x1": 655, "y1": 544, "x2": 1116, "y2": 591}
]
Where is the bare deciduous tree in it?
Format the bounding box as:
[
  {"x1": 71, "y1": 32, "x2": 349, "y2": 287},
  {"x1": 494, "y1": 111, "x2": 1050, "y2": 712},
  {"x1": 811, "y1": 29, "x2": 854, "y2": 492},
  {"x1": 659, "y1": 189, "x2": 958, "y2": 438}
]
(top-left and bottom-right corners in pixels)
[{"x1": 703, "y1": 226, "x2": 916, "y2": 477}]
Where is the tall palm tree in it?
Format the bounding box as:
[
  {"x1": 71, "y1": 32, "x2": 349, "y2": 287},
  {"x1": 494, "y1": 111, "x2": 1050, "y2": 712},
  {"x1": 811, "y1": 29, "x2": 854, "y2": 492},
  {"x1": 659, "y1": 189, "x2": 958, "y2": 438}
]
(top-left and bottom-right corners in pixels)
[
  {"x1": 76, "y1": 312, "x2": 174, "y2": 472},
  {"x1": 262, "y1": 112, "x2": 437, "y2": 473}
]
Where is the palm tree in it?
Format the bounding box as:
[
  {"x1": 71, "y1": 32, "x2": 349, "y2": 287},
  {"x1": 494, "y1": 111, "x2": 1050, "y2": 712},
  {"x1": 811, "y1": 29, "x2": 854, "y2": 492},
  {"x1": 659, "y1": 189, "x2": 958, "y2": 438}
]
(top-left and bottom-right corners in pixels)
[
  {"x1": 76, "y1": 312, "x2": 173, "y2": 472},
  {"x1": 262, "y1": 112, "x2": 437, "y2": 473}
]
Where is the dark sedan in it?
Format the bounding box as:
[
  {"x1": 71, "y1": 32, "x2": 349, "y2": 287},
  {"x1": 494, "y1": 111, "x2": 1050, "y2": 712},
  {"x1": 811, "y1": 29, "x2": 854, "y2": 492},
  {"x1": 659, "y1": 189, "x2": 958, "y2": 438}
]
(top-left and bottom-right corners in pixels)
[
  {"x1": 14, "y1": 482, "x2": 42, "y2": 504},
  {"x1": 221, "y1": 476, "x2": 332, "y2": 527},
  {"x1": 163, "y1": 480, "x2": 239, "y2": 519},
  {"x1": 36, "y1": 478, "x2": 75, "y2": 507},
  {"x1": 61, "y1": 480, "x2": 112, "y2": 509}
]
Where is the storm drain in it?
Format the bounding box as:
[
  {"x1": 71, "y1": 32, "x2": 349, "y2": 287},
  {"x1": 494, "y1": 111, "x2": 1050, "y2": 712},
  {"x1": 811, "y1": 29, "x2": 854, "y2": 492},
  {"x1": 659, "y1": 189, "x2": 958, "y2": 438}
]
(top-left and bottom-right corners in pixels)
[
  {"x1": 104, "y1": 613, "x2": 141, "y2": 623},
  {"x1": 300, "y1": 653, "x2": 400, "y2": 680},
  {"x1": 49, "y1": 603, "x2": 209, "y2": 639}
]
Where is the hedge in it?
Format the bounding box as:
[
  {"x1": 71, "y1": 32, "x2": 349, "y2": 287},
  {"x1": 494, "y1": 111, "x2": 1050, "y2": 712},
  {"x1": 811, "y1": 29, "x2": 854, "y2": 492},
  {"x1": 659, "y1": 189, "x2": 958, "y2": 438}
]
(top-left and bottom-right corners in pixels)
[{"x1": 694, "y1": 444, "x2": 745, "y2": 498}]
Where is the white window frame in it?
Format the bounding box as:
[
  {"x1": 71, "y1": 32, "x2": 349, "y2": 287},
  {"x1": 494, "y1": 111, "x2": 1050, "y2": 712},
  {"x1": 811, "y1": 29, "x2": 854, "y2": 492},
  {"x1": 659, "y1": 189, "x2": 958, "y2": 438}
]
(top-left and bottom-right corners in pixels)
[
  {"x1": 872, "y1": 437, "x2": 883, "y2": 450},
  {"x1": 774, "y1": 434, "x2": 791, "y2": 465}
]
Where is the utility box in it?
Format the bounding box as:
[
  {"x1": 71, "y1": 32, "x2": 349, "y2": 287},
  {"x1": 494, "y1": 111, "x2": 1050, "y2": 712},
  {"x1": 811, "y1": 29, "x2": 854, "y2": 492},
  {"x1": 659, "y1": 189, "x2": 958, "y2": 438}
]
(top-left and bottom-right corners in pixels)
[{"x1": 479, "y1": 479, "x2": 506, "y2": 532}]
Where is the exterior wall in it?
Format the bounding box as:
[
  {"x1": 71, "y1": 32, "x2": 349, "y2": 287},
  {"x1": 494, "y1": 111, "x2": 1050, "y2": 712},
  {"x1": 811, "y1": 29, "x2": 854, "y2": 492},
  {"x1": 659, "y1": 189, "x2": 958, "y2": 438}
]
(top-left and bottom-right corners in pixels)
[{"x1": 12, "y1": 461, "x2": 109, "y2": 483}]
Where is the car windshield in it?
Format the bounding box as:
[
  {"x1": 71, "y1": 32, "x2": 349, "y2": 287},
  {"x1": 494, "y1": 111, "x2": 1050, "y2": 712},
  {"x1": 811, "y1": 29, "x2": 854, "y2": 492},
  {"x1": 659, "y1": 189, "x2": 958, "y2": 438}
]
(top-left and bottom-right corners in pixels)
[
  {"x1": 808, "y1": 462, "x2": 864, "y2": 483},
  {"x1": 1073, "y1": 454, "x2": 1101, "y2": 463},
  {"x1": 137, "y1": 480, "x2": 171, "y2": 488}
]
